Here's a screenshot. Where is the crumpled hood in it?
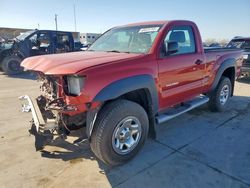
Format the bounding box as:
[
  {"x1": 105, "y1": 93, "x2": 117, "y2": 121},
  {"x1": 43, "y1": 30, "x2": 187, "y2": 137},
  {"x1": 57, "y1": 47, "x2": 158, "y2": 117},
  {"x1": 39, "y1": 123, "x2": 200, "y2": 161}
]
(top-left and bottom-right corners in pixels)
[{"x1": 21, "y1": 51, "x2": 143, "y2": 75}]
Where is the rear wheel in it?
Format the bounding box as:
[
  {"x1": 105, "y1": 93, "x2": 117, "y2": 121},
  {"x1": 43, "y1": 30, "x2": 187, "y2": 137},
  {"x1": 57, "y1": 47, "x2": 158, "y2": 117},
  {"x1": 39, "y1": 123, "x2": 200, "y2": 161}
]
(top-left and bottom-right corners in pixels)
[
  {"x1": 2, "y1": 55, "x2": 23, "y2": 75},
  {"x1": 90, "y1": 99, "x2": 149, "y2": 166},
  {"x1": 208, "y1": 76, "x2": 232, "y2": 112}
]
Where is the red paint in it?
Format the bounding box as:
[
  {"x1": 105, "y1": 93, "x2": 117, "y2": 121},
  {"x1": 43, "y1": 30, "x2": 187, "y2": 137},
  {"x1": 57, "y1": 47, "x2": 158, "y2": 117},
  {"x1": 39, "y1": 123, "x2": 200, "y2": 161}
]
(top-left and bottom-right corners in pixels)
[{"x1": 21, "y1": 20, "x2": 243, "y2": 115}]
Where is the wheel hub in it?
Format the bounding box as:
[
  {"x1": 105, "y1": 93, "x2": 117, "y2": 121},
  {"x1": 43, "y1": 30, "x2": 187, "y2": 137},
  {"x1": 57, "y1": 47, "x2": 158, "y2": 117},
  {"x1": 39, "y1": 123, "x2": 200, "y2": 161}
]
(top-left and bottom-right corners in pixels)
[
  {"x1": 112, "y1": 116, "x2": 142, "y2": 155},
  {"x1": 220, "y1": 84, "x2": 229, "y2": 105}
]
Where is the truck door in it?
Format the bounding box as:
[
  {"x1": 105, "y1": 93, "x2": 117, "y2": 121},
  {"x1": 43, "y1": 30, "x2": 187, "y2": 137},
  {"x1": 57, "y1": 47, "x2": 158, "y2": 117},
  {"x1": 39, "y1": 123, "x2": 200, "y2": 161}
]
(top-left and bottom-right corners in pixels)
[
  {"x1": 158, "y1": 25, "x2": 205, "y2": 109},
  {"x1": 28, "y1": 32, "x2": 52, "y2": 56}
]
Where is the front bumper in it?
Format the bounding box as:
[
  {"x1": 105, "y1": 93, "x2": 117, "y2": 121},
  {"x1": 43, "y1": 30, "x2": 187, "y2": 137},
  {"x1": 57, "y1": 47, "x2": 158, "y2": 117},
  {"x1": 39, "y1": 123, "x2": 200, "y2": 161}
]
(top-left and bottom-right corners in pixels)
[
  {"x1": 19, "y1": 95, "x2": 58, "y2": 150},
  {"x1": 19, "y1": 94, "x2": 100, "y2": 150},
  {"x1": 19, "y1": 95, "x2": 57, "y2": 133}
]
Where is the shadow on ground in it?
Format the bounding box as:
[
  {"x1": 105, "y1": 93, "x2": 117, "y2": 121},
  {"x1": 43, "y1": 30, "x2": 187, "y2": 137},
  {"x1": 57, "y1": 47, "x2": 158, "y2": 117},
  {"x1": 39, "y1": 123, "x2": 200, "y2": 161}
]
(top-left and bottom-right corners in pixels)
[
  {"x1": 236, "y1": 76, "x2": 250, "y2": 84},
  {"x1": 36, "y1": 95, "x2": 250, "y2": 187}
]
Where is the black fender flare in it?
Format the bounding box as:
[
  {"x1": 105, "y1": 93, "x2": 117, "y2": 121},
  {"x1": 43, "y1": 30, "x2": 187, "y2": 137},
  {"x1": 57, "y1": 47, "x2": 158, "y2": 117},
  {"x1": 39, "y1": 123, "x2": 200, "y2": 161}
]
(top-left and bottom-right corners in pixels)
[
  {"x1": 210, "y1": 58, "x2": 236, "y2": 92},
  {"x1": 94, "y1": 74, "x2": 159, "y2": 112},
  {"x1": 86, "y1": 74, "x2": 158, "y2": 138}
]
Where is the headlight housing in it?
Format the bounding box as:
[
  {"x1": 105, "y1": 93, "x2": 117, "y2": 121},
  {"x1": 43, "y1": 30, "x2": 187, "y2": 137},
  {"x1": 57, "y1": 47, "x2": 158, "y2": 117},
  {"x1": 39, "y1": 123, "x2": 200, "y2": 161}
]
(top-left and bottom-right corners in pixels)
[{"x1": 66, "y1": 75, "x2": 85, "y2": 96}]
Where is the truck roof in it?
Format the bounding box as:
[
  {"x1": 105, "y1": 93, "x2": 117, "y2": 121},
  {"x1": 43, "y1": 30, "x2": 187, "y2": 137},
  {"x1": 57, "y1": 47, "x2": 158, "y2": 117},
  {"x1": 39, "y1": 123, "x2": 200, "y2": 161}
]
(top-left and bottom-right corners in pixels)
[
  {"x1": 35, "y1": 29, "x2": 73, "y2": 34},
  {"x1": 232, "y1": 36, "x2": 250, "y2": 40},
  {"x1": 119, "y1": 20, "x2": 195, "y2": 27}
]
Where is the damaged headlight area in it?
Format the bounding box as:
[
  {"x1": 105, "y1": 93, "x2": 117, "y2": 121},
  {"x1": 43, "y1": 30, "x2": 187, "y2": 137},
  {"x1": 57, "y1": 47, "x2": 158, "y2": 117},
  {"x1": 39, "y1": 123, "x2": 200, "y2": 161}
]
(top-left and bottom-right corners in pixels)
[
  {"x1": 20, "y1": 73, "x2": 88, "y2": 151},
  {"x1": 38, "y1": 74, "x2": 59, "y2": 101},
  {"x1": 243, "y1": 54, "x2": 248, "y2": 60},
  {"x1": 64, "y1": 75, "x2": 85, "y2": 96}
]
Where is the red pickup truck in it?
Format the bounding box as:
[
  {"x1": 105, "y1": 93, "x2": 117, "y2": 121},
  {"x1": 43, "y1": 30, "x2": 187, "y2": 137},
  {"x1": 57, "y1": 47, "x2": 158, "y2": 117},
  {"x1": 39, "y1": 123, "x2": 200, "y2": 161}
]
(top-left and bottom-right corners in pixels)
[{"x1": 20, "y1": 20, "x2": 243, "y2": 166}]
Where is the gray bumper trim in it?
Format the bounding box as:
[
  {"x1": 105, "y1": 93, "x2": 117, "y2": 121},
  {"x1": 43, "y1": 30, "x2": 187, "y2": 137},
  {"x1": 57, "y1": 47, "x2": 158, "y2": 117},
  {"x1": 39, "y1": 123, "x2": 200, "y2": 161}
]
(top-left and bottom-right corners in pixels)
[{"x1": 19, "y1": 95, "x2": 45, "y2": 132}]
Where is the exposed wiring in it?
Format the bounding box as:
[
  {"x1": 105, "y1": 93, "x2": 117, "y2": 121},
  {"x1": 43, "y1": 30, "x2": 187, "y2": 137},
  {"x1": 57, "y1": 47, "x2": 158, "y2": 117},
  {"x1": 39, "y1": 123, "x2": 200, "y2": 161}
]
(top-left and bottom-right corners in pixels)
[{"x1": 60, "y1": 113, "x2": 71, "y2": 133}]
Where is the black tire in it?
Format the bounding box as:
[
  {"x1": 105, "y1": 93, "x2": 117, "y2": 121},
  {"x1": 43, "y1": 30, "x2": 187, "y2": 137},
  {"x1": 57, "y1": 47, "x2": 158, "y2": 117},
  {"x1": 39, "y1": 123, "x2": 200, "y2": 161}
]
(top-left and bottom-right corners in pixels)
[
  {"x1": 2, "y1": 55, "x2": 23, "y2": 75},
  {"x1": 90, "y1": 99, "x2": 149, "y2": 166},
  {"x1": 208, "y1": 76, "x2": 232, "y2": 112}
]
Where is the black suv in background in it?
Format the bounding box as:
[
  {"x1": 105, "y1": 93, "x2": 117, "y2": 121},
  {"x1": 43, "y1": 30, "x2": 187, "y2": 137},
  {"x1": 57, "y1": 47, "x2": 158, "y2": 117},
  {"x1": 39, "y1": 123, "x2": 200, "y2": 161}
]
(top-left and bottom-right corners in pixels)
[
  {"x1": 0, "y1": 30, "x2": 83, "y2": 75},
  {"x1": 227, "y1": 37, "x2": 250, "y2": 77}
]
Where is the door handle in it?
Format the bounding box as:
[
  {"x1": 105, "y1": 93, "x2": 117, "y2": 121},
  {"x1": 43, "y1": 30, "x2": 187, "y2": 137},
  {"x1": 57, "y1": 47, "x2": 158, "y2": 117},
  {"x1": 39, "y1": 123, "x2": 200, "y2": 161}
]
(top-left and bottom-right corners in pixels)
[{"x1": 195, "y1": 59, "x2": 203, "y2": 65}]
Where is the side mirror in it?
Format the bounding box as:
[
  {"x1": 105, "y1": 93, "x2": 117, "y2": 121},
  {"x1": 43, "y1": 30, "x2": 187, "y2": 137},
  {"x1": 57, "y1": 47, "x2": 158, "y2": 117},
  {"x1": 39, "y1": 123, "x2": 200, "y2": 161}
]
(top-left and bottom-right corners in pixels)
[{"x1": 165, "y1": 41, "x2": 178, "y2": 55}]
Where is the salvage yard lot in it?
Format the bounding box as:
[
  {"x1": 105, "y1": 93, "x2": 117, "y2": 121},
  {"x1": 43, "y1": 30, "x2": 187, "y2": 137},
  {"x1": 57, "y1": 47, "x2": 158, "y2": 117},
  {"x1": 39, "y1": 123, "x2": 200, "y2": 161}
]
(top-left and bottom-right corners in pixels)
[{"x1": 0, "y1": 72, "x2": 249, "y2": 188}]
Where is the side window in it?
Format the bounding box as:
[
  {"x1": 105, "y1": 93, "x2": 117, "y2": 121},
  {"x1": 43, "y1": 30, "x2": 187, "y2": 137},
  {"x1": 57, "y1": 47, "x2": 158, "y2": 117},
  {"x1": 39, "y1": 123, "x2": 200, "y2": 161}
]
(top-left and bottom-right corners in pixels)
[
  {"x1": 38, "y1": 33, "x2": 50, "y2": 48},
  {"x1": 28, "y1": 33, "x2": 50, "y2": 49},
  {"x1": 164, "y1": 25, "x2": 196, "y2": 55},
  {"x1": 55, "y1": 33, "x2": 70, "y2": 53}
]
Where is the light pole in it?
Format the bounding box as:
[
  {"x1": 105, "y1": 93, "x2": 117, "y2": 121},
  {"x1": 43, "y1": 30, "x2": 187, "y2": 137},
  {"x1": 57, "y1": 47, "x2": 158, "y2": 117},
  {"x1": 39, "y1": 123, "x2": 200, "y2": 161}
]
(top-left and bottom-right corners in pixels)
[
  {"x1": 74, "y1": 2, "x2": 77, "y2": 32},
  {"x1": 55, "y1": 14, "x2": 58, "y2": 31}
]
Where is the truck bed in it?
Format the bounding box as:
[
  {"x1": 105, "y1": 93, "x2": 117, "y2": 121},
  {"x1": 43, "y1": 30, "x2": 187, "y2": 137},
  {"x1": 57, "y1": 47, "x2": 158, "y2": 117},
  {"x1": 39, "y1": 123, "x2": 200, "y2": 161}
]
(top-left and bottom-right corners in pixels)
[{"x1": 204, "y1": 47, "x2": 243, "y2": 78}]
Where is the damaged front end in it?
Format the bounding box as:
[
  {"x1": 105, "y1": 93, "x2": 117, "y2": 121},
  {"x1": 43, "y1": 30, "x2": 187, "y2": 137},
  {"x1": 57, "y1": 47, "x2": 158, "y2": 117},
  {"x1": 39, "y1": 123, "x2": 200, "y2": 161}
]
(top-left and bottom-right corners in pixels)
[{"x1": 19, "y1": 73, "x2": 92, "y2": 150}]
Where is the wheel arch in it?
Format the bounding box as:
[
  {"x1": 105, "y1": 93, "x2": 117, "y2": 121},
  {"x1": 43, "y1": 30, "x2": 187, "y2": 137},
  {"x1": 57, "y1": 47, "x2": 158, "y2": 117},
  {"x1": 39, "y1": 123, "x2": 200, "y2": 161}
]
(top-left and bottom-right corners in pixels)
[
  {"x1": 0, "y1": 49, "x2": 12, "y2": 63},
  {"x1": 86, "y1": 74, "x2": 158, "y2": 139},
  {"x1": 210, "y1": 58, "x2": 236, "y2": 96}
]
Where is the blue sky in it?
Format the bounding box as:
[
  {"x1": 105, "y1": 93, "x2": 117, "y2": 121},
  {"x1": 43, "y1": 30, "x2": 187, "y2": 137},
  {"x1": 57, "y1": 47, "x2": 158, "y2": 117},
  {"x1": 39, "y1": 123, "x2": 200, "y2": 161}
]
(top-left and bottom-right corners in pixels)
[{"x1": 0, "y1": 0, "x2": 249, "y2": 40}]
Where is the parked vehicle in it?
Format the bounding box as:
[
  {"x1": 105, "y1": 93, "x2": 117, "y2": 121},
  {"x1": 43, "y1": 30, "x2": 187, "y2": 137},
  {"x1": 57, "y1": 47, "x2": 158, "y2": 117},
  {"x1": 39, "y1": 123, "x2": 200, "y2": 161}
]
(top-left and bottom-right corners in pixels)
[
  {"x1": 227, "y1": 37, "x2": 250, "y2": 77},
  {"x1": 209, "y1": 42, "x2": 221, "y2": 48},
  {"x1": 0, "y1": 36, "x2": 5, "y2": 44},
  {"x1": 19, "y1": 20, "x2": 243, "y2": 166},
  {"x1": 0, "y1": 30, "x2": 83, "y2": 75}
]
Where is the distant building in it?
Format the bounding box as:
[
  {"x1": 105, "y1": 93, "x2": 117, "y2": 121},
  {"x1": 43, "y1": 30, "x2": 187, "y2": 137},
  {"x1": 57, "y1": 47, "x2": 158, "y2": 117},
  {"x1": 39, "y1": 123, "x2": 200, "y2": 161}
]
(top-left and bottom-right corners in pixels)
[
  {"x1": 0, "y1": 27, "x2": 80, "y2": 41},
  {"x1": 0, "y1": 27, "x2": 30, "y2": 40},
  {"x1": 80, "y1": 33, "x2": 101, "y2": 45}
]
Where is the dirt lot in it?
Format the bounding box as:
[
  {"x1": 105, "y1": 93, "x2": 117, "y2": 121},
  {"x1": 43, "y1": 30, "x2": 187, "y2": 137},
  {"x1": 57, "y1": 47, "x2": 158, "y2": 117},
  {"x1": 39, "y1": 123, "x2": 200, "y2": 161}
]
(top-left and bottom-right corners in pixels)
[{"x1": 0, "y1": 72, "x2": 250, "y2": 188}]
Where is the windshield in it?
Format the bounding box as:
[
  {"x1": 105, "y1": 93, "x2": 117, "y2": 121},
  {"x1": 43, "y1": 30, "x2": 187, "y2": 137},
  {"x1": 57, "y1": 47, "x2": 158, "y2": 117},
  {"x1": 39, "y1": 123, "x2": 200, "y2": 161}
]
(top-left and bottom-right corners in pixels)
[
  {"x1": 227, "y1": 39, "x2": 250, "y2": 49},
  {"x1": 16, "y1": 30, "x2": 36, "y2": 40},
  {"x1": 88, "y1": 25, "x2": 162, "y2": 54}
]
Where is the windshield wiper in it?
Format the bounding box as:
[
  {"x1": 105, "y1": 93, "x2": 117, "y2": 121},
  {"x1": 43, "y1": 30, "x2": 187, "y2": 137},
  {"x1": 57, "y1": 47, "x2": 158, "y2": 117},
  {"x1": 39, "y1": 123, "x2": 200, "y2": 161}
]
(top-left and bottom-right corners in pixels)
[
  {"x1": 107, "y1": 50, "x2": 121, "y2": 53},
  {"x1": 106, "y1": 50, "x2": 131, "y2": 53}
]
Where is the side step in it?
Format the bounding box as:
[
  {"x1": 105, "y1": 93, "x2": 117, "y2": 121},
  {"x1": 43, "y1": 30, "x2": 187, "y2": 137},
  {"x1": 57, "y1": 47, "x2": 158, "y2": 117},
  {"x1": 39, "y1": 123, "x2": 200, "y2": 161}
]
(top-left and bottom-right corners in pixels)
[{"x1": 156, "y1": 95, "x2": 209, "y2": 124}]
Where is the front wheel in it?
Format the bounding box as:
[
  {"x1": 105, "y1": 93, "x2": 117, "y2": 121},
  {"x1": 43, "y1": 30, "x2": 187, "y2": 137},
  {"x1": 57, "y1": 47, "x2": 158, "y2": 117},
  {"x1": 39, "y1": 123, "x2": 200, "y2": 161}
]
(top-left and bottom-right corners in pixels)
[
  {"x1": 2, "y1": 55, "x2": 23, "y2": 75},
  {"x1": 90, "y1": 99, "x2": 149, "y2": 166},
  {"x1": 208, "y1": 76, "x2": 232, "y2": 112}
]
